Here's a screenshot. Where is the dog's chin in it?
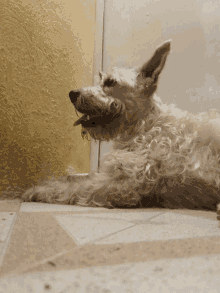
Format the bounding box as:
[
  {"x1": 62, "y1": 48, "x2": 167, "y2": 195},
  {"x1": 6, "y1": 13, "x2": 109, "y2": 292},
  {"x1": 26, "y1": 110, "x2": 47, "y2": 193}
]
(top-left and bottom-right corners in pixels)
[
  {"x1": 79, "y1": 124, "x2": 119, "y2": 141},
  {"x1": 79, "y1": 127, "x2": 107, "y2": 141},
  {"x1": 73, "y1": 115, "x2": 105, "y2": 139}
]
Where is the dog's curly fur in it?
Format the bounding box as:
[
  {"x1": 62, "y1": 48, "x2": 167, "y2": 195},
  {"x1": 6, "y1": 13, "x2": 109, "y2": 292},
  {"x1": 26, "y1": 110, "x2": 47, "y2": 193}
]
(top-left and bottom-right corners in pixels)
[{"x1": 23, "y1": 40, "x2": 220, "y2": 210}]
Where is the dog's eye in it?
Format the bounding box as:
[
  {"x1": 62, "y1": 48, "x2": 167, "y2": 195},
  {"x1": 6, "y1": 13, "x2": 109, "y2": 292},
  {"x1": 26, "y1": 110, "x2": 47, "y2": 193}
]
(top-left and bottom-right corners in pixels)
[{"x1": 103, "y1": 78, "x2": 117, "y2": 87}]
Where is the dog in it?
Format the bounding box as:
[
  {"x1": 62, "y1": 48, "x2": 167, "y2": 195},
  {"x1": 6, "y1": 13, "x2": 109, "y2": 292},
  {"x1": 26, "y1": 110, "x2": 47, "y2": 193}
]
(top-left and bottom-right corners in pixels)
[{"x1": 23, "y1": 40, "x2": 220, "y2": 211}]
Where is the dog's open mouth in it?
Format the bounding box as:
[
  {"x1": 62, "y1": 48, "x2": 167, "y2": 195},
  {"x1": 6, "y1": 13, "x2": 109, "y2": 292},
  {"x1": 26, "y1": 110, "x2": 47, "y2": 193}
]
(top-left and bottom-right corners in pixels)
[
  {"x1": 74, "y1": 114, "x2": 103, "y2": 128},
  {"x1": 74, "y1": 112, "x2": 118, "y2": 128},
  {"x1": 74, "y1": 114, "x2": 90, "y2": 126}
]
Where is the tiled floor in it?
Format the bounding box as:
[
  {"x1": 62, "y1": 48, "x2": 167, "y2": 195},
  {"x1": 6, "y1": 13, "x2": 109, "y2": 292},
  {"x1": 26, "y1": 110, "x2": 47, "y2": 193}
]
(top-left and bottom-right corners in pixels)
[{"x1": 0, "y1": 199, "x2": 220, "y2": 292}]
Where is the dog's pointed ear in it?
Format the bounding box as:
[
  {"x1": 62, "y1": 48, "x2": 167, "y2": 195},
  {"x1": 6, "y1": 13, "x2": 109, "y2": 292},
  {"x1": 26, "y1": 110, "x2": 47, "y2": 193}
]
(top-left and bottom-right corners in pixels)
[
  {"x1": 139, "y1": 40, "x2": 171, "y2": 83},
  {"x1": 99, "y1": 71, "x2": 105, "y2": 82}
]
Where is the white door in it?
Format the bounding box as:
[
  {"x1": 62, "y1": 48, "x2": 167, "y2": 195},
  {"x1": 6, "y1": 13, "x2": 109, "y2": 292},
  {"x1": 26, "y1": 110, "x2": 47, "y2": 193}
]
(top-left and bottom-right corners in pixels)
[{"x1": 92, "y1": 0, "x2": 220, "y2": 172}]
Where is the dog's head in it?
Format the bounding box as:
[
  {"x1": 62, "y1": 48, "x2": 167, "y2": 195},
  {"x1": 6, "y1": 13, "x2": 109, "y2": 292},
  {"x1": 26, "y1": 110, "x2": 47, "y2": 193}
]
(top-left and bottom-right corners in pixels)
[{"x1": 69, "y1": 40, "x2": 171, "y2": 140}]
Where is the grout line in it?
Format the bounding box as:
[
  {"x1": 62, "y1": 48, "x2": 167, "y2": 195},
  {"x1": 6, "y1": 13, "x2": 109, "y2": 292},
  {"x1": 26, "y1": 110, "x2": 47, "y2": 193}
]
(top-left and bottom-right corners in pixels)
[
  {"x1": 0, "y1": 212, "x2": 19, "y2": 268},
  {"x1": 53, "y1": 217, "x2": 81, "y2": 246},
  {"x1": 90, "y1": 223, "x2": 138, "y2": 244},
  {"x1": 142, "y1": 211, "x2": 167, "y2": 221}
]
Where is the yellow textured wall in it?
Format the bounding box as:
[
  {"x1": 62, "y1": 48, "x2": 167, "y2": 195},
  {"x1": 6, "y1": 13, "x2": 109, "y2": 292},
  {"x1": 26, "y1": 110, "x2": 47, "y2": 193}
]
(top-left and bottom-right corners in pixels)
[{"x1": 0, "y1": 0, "x2": 95, "y2": 196}]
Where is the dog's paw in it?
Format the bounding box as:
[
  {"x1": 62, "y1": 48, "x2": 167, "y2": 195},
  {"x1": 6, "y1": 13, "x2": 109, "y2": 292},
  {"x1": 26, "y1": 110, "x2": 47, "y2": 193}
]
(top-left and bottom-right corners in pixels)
[
  {"x1": 22, "y1": 186, "x2": 46, "y2": 202},
  {"x1": 22, "y1": 181, "x2": 72, "y2": 204}
]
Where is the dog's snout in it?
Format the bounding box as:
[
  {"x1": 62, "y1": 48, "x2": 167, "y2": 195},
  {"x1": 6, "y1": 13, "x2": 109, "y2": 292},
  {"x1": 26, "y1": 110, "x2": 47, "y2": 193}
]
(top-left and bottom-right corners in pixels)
[{"x1": 69, "y1": 90, "x2": 80, "y2": 104}]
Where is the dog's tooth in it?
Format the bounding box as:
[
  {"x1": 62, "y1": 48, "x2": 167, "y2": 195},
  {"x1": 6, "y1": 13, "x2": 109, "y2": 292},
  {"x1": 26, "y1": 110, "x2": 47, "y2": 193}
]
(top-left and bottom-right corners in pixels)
[{"x1": 87, "y1": 115, "x2": 90, "y2": 120}]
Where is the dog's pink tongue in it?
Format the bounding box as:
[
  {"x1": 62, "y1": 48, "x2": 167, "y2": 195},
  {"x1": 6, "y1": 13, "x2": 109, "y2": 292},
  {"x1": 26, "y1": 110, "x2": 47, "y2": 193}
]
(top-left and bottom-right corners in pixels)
[{"x1": 73, "y1": 115, "x2": 87, "y2": 126}]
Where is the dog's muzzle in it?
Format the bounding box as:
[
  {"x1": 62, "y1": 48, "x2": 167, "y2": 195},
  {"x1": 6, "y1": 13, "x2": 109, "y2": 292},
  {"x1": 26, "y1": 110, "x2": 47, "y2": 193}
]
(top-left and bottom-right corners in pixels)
[
  {"x1": 69, "y1": 90, "x2": 80, "y2": 104},
  {"x1": 69, "y1": 90, "x2": 105, "y2": 128},
  {"x1": 69, "y1": 90, "x2": 124, "y2": 128}
]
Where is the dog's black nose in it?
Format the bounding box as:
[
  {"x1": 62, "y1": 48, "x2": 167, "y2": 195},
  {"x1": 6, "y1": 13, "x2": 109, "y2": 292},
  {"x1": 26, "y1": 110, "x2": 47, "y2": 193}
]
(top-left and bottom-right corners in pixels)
[{"x1": 69, "y1": 90, "x2": 80, "y2": 104}]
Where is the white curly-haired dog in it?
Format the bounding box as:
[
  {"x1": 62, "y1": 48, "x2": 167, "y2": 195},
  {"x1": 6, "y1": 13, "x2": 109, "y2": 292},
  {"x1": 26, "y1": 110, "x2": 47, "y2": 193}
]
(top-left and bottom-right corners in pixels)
[{"x1": 23, "y1": 40, "x2": 220, "y2": 211}]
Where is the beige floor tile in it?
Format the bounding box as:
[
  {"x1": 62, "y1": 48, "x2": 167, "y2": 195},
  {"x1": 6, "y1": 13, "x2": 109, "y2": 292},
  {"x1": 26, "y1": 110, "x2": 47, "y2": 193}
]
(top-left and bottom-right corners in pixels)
[
  {"x1": 95, "y1": 213, "x2": 220, "y2": 244},
  {"x1": 53, "y1": 211, "x2": 166, "y2": 244},
  {"x1": 1, "y1": 254, "x2": 220, "y2": 292},
  {"x1": 52, "y1": 210, "x2": 220, "y2": 245},
  {"x1": 0, "y1": 212, "x2": 77, "y2": 277},
  {"x1": 0, "y1": 212, "x2": 17, "y2": 242},
  {"x1": 54, "y1": 212, "x2": 148, "y2": 245},
  {"x1": 0, "y1": 200, "x2": 21, "y2": 212},
  {"x1": 0, "y1": 211, "x2": 18, "y2": 268},
  {"x1": 170, "y1": 209, "x2": 218, "y2": 221},
  {"x1": 18, "y1": 236, "x2": 220, "y2": 274},
  {"x1": 0, "y1": 201, "x2": 219, "y2": 286}
]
